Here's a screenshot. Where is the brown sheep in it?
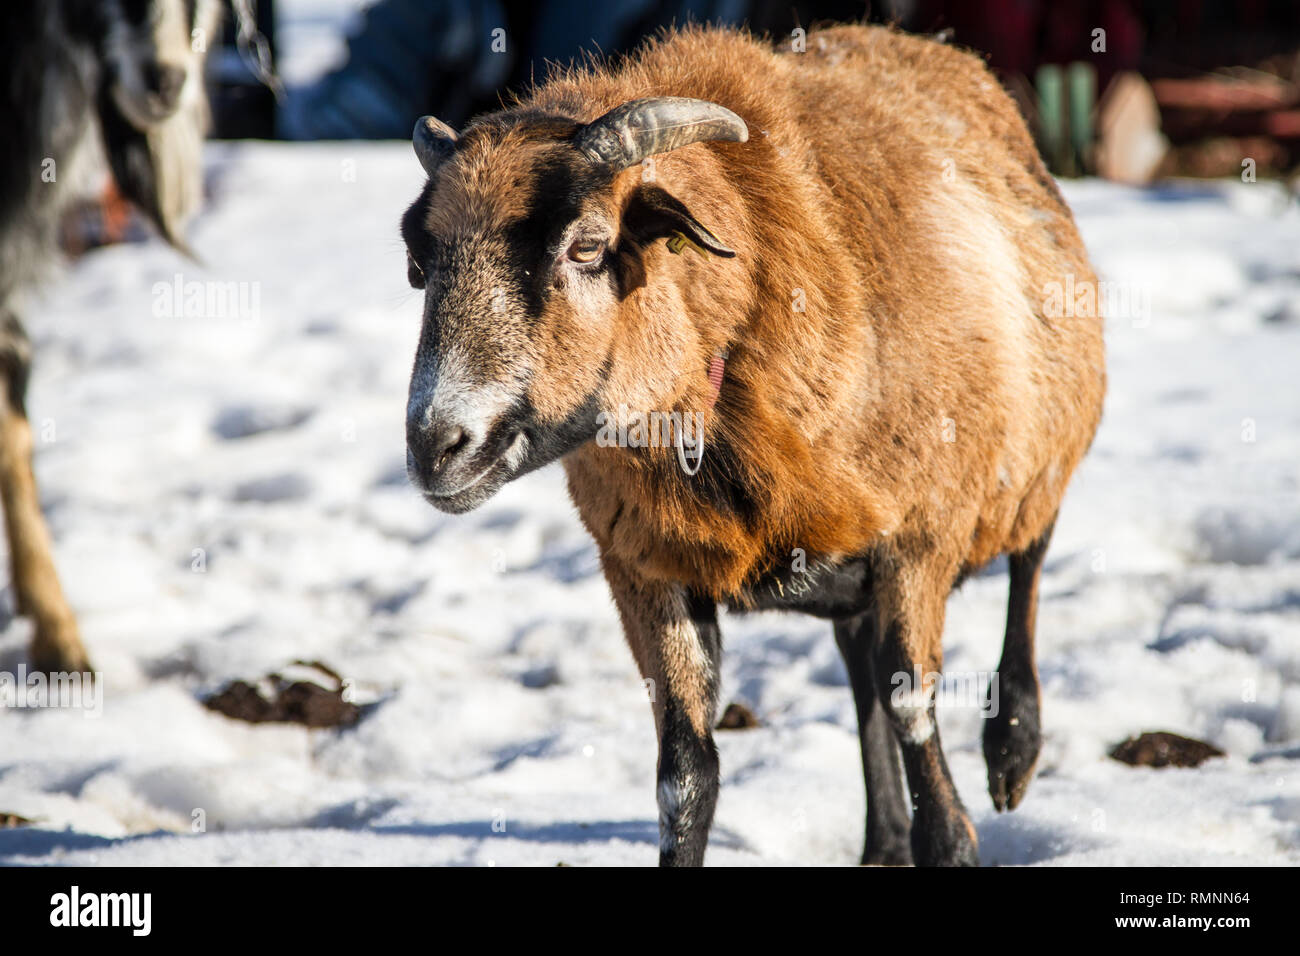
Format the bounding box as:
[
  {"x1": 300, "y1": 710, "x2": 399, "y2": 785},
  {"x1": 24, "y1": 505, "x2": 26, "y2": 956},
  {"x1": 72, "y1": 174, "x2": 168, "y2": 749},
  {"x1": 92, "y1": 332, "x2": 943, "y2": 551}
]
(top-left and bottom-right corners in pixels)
[{"x1": 400, "y1": 23, "x2": 1105, "y2": 866}]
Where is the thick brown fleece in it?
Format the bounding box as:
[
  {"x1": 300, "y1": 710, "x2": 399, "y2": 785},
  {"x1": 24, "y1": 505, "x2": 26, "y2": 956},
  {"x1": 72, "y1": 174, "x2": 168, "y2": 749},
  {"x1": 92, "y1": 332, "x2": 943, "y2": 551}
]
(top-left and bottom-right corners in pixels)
[{"x1": 504, "y1": 26, "x2": 1108, "y2": 602}]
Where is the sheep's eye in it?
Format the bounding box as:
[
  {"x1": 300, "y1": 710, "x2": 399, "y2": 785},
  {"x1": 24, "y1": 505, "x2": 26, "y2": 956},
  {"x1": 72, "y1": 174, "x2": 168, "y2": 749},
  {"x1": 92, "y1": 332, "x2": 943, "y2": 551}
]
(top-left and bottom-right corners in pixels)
[
  {"x1": 407, "y1": 251, "x2": 426, "y2": 289},
  {"x1": 566, "y1": 239, "x2": 604, "y2": 264}
]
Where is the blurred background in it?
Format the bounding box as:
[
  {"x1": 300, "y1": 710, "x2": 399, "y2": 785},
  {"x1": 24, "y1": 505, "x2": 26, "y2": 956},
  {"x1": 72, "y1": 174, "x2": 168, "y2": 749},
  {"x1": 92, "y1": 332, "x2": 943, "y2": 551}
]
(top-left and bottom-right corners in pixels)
[{"x1": 67, "y1": 0, "x2": 1300, "y2": 251}]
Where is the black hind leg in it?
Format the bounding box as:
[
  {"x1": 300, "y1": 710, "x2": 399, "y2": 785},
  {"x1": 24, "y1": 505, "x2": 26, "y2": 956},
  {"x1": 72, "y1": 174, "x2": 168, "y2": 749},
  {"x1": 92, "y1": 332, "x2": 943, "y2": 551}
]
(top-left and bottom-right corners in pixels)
[
  {"x1": 834, "y1": 613, "x2": 912, "y2": 864},
  {"x1": 984, "y1": 521, "x2": 1054, "y2": 811}
]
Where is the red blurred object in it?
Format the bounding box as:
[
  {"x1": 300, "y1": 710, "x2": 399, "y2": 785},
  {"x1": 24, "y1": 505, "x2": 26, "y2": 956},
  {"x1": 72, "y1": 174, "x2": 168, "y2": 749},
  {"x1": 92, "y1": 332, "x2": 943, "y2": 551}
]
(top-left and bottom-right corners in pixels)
[
  {"x1": 59, "y1": 179, "x2": 148, "y2": 258},
  {"x1": 909, "y1": 0, "x2": 1144, "y2": 90},
  {"x1": 898, "y1": 0, "x2": 1300, "y2": 178}
]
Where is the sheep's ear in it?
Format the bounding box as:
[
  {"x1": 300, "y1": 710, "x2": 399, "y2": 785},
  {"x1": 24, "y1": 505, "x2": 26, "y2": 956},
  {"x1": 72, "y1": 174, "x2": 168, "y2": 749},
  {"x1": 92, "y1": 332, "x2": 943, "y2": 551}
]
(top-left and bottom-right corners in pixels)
[
  {"x1": 622, "y1": 185, "x2": 736, "y2": 258},
  {"x1": 413, "y1": 116, "x2": 459, "y2": 176}
]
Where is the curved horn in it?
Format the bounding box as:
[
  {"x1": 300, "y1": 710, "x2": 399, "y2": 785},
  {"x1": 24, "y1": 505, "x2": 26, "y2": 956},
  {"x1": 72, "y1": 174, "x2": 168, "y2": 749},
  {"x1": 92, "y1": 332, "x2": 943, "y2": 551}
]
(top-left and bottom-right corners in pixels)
[
  {"x1": 413, "y1": 115, "x2": 459, "y2": 176},
  {"x1": 574, "y1": 97, "x2": 748, "y2": 172}
]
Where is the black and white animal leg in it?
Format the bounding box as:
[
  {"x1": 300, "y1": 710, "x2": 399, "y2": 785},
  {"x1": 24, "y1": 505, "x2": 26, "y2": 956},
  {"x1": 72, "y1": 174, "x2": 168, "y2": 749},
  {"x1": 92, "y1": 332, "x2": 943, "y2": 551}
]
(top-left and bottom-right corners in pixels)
[
  {"x1": 984, "y1": 521, "x2": 1054, "y2": 811},
  {"x1": 834, "y1": 612, "x2": 912, "y2": 865},
  {"x1": 605, "y1": 558, "x2": 721, "y2": 866},
  {"x1": 873, "y1": 568, "x2": 979, "y2": 867}
]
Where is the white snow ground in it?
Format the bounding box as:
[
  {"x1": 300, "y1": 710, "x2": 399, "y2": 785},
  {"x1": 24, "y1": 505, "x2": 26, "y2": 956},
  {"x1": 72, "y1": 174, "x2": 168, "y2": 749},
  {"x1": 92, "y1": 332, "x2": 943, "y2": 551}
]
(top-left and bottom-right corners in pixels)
[{"x1": 0, "y1": 145, "x2": 1297, "y2": 866}]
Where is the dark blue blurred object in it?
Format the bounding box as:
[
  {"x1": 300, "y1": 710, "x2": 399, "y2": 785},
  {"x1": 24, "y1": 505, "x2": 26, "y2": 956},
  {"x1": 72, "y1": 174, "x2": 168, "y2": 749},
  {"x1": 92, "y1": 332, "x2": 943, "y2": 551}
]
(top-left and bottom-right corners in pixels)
[
  {"x1": 285, "y1": 0, "x2": 820, "y2": 138},
  {"x1": 286, "y1": 0, "x2": 509, "y2": 138}
]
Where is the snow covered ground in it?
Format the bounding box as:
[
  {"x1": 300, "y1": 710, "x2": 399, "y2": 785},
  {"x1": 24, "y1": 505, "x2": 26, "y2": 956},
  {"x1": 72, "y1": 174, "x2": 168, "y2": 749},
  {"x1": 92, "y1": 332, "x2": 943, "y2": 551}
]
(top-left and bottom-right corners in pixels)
[{"x1": 0, "y1": 143, "x2": 1297, "y2": 866}]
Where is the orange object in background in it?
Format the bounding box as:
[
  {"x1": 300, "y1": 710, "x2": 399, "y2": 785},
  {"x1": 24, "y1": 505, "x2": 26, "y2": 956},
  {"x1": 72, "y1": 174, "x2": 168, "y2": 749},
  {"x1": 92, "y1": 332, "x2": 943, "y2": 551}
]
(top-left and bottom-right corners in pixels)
[
  {"x1": 98, "y1": 179, "x2": 133, "y2": 245},
  {"x1": 58, "y1": 178, "x2": 143, "y2": 258}
]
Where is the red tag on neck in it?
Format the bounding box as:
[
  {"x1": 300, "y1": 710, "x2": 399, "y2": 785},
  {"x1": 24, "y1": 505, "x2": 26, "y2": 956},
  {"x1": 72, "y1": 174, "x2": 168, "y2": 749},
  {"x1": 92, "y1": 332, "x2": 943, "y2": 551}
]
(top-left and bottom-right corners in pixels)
[{"x1": 707, "y1": 350, "x2": 727, "y2": 409}]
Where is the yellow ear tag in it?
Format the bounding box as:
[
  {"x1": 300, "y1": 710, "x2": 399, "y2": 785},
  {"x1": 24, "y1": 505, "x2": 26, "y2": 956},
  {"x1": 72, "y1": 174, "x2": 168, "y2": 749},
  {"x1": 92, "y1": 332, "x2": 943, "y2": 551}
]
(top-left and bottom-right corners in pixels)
[{"x1": 666, "y1": 231, "x2": 711, "y2": 258}]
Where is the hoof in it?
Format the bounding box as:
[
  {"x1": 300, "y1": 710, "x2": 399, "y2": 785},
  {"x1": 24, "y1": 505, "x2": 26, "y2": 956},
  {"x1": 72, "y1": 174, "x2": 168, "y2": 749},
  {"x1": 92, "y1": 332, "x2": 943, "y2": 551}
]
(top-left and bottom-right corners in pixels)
[
  {"x1": 984, "y1": 680, "x2": 1041, "y2": 812},
  {"x1": 30, "y1": 615, "x2": 93, "y2": 676},
  {"x1": 910, "y1": 806, "x2": 980, "y2": 867},
  {"x1": 862, "y1": 835, "x2": 914, "y2": 866}
]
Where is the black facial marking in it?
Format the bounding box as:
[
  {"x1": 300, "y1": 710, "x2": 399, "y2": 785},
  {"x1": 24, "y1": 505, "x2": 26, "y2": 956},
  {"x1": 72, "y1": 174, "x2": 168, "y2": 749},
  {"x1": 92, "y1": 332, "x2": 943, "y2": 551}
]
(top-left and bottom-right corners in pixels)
[
  {"x1": 493, "y1": 355, "x2": 612, "y2": 479},
  {"x1": 502, "y1": 150, "x2": 611, "y2": 320}
]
